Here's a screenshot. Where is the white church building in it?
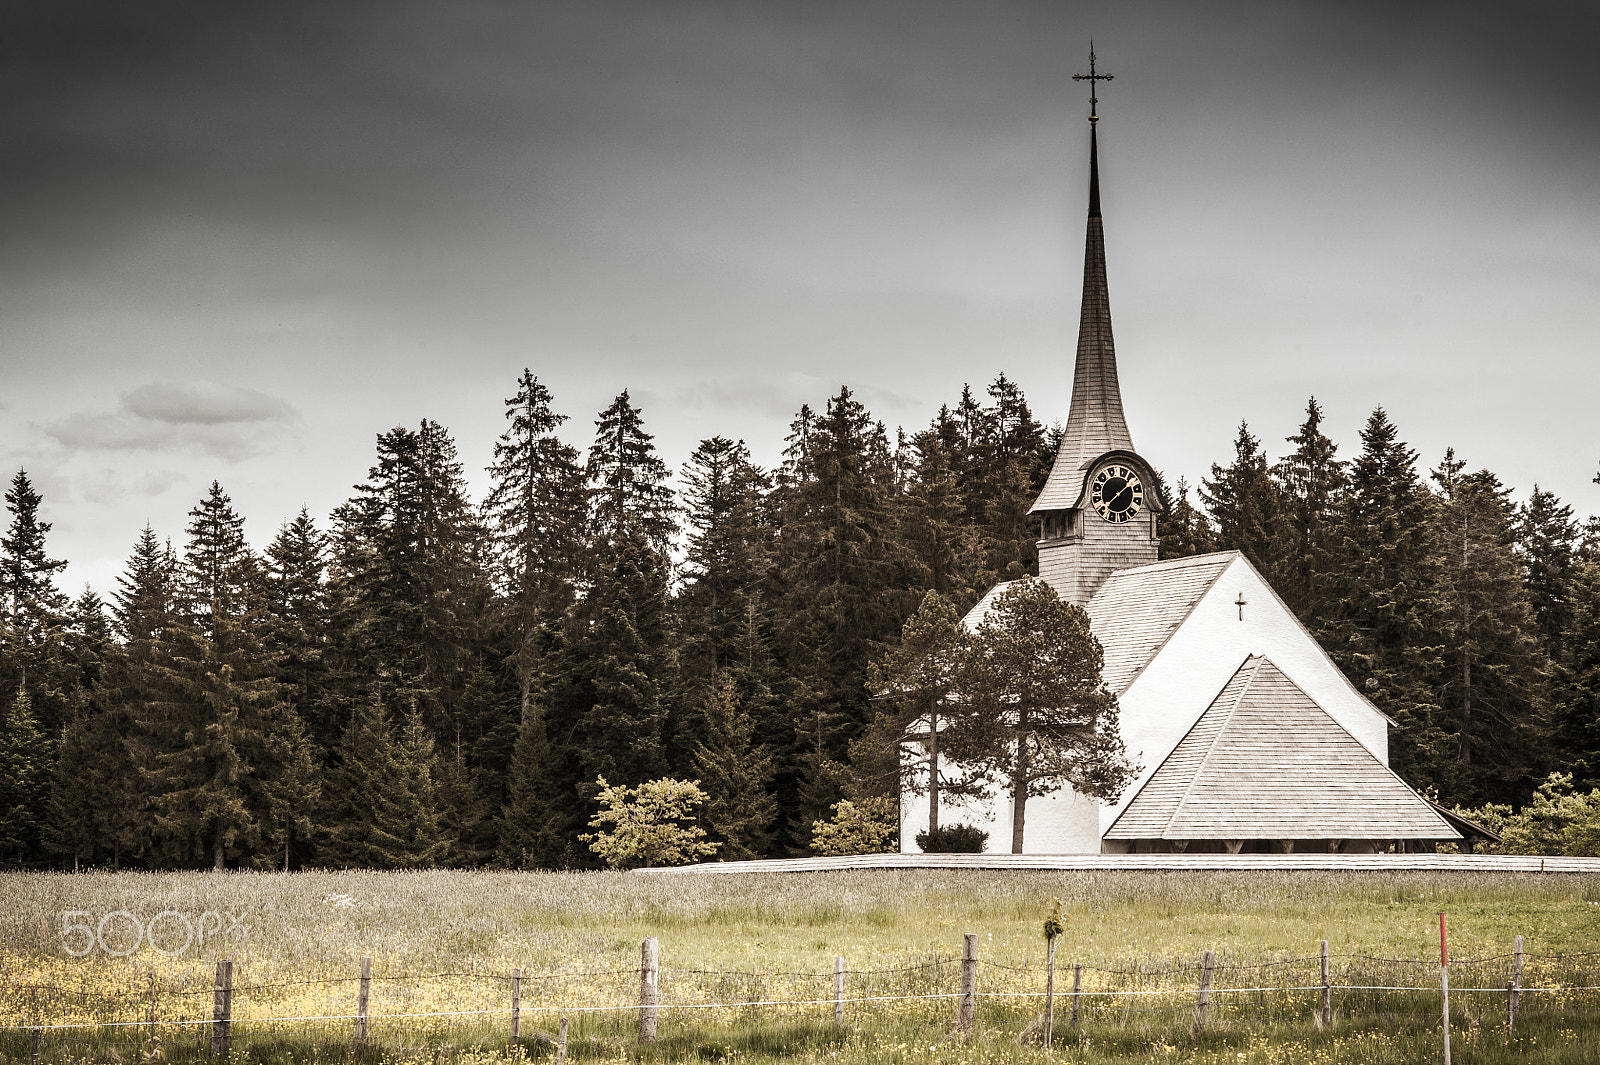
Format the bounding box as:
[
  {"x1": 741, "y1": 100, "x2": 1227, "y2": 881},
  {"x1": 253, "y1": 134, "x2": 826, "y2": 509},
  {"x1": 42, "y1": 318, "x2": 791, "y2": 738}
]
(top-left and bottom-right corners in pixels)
[{"x1": 900, "y1": 60, "x2": 1458, "y2": 856}]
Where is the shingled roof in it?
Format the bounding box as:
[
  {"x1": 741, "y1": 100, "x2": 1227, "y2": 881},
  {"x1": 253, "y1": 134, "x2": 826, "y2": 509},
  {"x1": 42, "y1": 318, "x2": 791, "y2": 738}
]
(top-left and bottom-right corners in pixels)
[
  {"x1": 1104, "y1": 656, "x2": 1458, "y2": 842},
  {"x1": 1084, "y1": 552, "x2": 1234, "y2": 693}
]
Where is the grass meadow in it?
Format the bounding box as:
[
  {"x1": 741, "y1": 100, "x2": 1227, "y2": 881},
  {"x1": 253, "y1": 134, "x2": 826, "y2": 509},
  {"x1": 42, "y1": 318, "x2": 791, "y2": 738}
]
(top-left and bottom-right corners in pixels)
[{"x1": 3, "y1": 868, "x2": 1600, "y2": 1064}]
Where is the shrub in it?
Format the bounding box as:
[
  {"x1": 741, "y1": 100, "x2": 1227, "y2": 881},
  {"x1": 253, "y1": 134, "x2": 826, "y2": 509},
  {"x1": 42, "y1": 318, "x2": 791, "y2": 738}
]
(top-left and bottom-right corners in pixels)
[
  {"x1": 914, "y1": 823, "x2": 989, "y2": 853},
  {"x1": 580, "y1": 777, "x2": 720, "y2": 869},
  {"x1": 810, "y1": 797, "x2": 898, "y2": 856}
]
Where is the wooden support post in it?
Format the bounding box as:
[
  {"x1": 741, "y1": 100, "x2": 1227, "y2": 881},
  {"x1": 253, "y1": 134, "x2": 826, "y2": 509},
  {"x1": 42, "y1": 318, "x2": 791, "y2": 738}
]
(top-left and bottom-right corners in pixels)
[
  {"x1": 1509, "y1": 935, "x2": 1524, "y2": 1030},
  {"x1": 210, "y1": 960, "x2": 233, "y2": 1056},
  {"x1": 510, "y1": 968, "x2": 522, "y2": 1042},
  {"x1": 1070, "y1": 963, "x2": 1083, "y2": 1028},
  {"x1": 1042, "y1": 938, "x2": 1057, "y2": 1047},
  {"x1": 556, "y1": 1017, "x2": 568, "y2": 1065},
  {"x1": 833, "y1": 956, "x2": 845, "y2": 1029},
  {"x1": 355, "y1": 956, "x2": 371, "y2": 1049},
  {"x1": 1440, "y1": 913, "x2": 1452, "y2": 1065},
  {"x1": 148, "y1": 968, "x2": 157, "y2": 1045},
  {"x1": 31, "y1": 1028, "x2": 40, "y2": 1065},
  {"x1": 957, "y1": 933, "x2": 977, "y2": 1035},
  {"x1": 638, "y1": 937, "x2": 659, "y2": 1046},
  {"x1": 1196, "y1": 951, "x2": 1215, "y2": 1031},
  {"x1": 1319, "y1": 940, "x2": 1332, "y2": 1028}
]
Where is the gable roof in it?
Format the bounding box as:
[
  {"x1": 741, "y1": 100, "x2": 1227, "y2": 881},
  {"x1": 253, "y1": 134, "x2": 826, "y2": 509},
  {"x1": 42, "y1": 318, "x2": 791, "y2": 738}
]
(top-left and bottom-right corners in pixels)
[
  {"x1": 1084, "y1": 552, "x2": 1235, "y2": 693},
  {"x1": 1105, "y1": 655, "x2": 1457, "y2": 841}
]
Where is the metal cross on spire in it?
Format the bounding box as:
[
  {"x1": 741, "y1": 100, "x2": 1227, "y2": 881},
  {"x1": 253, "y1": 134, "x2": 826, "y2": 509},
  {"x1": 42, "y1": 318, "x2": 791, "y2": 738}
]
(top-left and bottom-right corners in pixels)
[{"x1": 1072, "y1": 44, "x2": 1112, "y2": 124}]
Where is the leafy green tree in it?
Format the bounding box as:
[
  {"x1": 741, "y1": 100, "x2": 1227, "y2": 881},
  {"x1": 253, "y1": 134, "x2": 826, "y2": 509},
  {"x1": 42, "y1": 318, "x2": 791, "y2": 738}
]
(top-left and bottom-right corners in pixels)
[
  {"x1": 581, "y1": 776, "x2": 718, "y2": 869},
  {"x1": 953, "y1": 577, "x2": 1133, "y2": 853},
  {"x1": 1273, "y1": 397, "x2": 1346, "y2": 621},
  {"x1": 809, "y1": 797, "x2": 898, "y2": 856},
  {"x1": 691, "y1": 672, "x2": 777, "y2": 860}
]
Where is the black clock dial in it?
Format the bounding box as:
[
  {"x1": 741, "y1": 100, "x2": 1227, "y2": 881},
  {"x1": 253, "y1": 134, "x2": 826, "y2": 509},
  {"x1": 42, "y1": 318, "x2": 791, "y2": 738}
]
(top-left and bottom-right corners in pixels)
[{"x1": 1091, "y1": 464, "x2": 1144, "y2": 524}]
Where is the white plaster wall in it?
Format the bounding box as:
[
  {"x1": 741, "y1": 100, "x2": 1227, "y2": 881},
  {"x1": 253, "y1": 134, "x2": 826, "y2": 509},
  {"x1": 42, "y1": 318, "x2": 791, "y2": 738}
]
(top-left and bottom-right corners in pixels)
[
  {"x1": 1099, "y1": 555, "x2": 1393, "y2": 832},
  {"x1": 899, "y1": 777, "x2": 1099, "y2": 854}
]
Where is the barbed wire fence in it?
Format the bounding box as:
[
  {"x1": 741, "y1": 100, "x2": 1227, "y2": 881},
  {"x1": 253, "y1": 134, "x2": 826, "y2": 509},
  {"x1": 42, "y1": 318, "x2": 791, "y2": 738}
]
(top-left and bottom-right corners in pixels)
[{"x1": 5, "y1": 937, "x2": 1600, "y2": 1061}]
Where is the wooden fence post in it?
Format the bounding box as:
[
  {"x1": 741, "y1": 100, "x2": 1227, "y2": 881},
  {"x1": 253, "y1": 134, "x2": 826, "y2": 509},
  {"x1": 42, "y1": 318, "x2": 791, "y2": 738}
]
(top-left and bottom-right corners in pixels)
[
  {"x1": 1042, "y1": 938, "x2": 1057, "y2": 1047},
  {"x1": 834, "y1": 956, "x2": 845, "y2": 1028},
  {"x1": 510, "y1": 968, "x2": 522, "y2": 1042},
  {"x1": 1319, "y1": 940, "x2": 1331, "y2": 1028},
  {"x1": 1508, "y1": 935, "x2": 1524, "y2": 1030},
  {"x1": 556, "y1": 1017, "x2": 568, "y2": 1065},
  {"x1": 957, "y1": 933, "x2": 977, "y2": 1034},
  {"x1": 1196, "y1": 951, "x2": 1215, "y2": 1031},
  {"x1": 148, "y1": 967, "x2": 157, "y2": 1045},
  {"x1": 639, "y1": 937, "x2": 659, "y2": 1046},
  {"x1": 210, "y1": 960, "x2": 233, "y2": 1055},
  {"x1": 355, "y1": 956, "x2": 371, "y2": 1049},
  {"x1": 30, "y1": 1028, "x2": 40, "y2": 1065},
  {"x1": 1070, "y1": 963, "x2": 1083, "y2": 1028}
]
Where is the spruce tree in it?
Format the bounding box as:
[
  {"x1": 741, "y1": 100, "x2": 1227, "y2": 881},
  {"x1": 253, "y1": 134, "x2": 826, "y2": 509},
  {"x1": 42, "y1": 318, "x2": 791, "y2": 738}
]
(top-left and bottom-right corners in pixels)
[
  {"x1": 1318, "y1": 409, "x2": 1446, "y2": 789},
  {"x1": 1429, "y1": 459, "x2": 1546, "y2": 804},
  {"x1": 263, "y1": 509, "x2": 334, "y2": 752},
  {"x1": 1273, "y1": 397, "x2": 1347, "y2": 621},
  {"x1": 321, "y1": 694, "x2": 447, "y2": 868},
  {"x1": 1, "y1": 470, "x2": 70, "y2": 737},
  {"x1": 1200, "y1": 421, "x2": 1283, "y2": 579},
  {"x1": 586, "y1": 390, "x2": 677, "y2": 558},
  {"x1": 497, "y1": 692, "x2": 577, "y2": 868},
  {"x1": 0, "y1": 688, "x2": 47, "y2": 867},
  {"x1": 951, "y1": 577, "x2": 1133, "y2": 853},
  {"x1": 677, "y1": 437, "x2": 773, "y2": 687},
  {"x1": 1554, "y1": 561, "x2": 1600, "y2": 788},
  {"x1": 1157, "y1": 475, "x2": 1216, "y2": 559},
  {"x1": 1518, "y1": 486, "x2": 1581, "y2": 658},
  {"x1": 691, "y1": 672, "x2": 777, "y2": 860},
  {"x1": 484, "y1": 370, "x2": 586, "y2": 726}
]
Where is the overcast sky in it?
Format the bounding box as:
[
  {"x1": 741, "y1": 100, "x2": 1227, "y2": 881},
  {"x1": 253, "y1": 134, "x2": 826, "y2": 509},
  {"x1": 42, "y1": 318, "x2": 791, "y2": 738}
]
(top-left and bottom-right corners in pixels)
[{"x1": 3, "y1": 0, "x2": 1598, "y2": 596}]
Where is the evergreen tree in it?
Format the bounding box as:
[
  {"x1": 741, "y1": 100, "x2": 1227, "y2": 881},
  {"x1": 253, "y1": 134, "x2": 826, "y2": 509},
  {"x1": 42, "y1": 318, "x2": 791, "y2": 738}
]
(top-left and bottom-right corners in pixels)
[
  {"x1": 135, "y1": 483, "x2": 306, "y2": 869},
  {"x1": 321, "y1": 694, "x2": 447, "y2": 868},
  {"x1": 1157, "y1": 475, "x2": 1216, "y2": 559},
  {"x1": 972, "y1": 375, "x2": 1052, "y2": 582},
  {"x1": 1428, "y1": 458, "x2": 1546, "y2": 804},
  {"x1": 263, "y1": 510, "x2": 334, "y2": 752},
  {"x1": 690, "y1": 672, "x2": 777, "y2": 860},
  {"x1": 952, "y1": 577, "x2": 1133, "y2": 853},
  {"x1": 0, "y1": 688, "x2": 47, "y2": 867},
  {"x1": 484, "y1": 370, "x2": 587, "y2": 726},
  {"x1": 497, "y1": 692, "x2": 579, "y2": 868},
  {"x1": 900, "y1": 413, "x2": 981, "y2": 605},
  {"x1": 1, "y1": 470, "x2": 70, "y2": 737},
  {"x1": 1554, "y1": 561, "x2": 1600, "y2": 788},
  {"x1": 1518, "y1": 486, "x2": 1581, "y2": 658},
  {"x1": 1318, "y1": 409, "x2": 1446, "y2": 789},
  {"x1": 1273, "y1": 397, "x2": 1346, "y2": 621},
  {"x1": 586, "y1": 390, "x2": 677, "y2": 558},
  {"x1": 676, "y1": 437, "x2": 773, "y2": 687},
  {"x1": 571, "y1": 531, "x2": 672, "y2": 785},
  {"x1": 864, "y1": 590, "x2": 982, "y2": 838},
  {"x1": 1200, "y1": 421, "x2": 1283, "y2": 579}
]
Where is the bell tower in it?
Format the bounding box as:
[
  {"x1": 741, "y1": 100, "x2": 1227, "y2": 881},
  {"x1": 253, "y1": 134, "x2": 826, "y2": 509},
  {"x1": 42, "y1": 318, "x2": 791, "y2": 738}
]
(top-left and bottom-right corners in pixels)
[{"x1": 1031, "y1": 49, "x2": 1163, "y2": 606}]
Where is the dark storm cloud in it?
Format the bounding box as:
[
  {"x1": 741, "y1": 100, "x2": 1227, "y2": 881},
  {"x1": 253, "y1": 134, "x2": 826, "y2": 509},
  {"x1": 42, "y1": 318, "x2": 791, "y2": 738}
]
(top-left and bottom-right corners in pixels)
[{"x1": 44, "y1": 383, "x2": 296, "y2": 461}]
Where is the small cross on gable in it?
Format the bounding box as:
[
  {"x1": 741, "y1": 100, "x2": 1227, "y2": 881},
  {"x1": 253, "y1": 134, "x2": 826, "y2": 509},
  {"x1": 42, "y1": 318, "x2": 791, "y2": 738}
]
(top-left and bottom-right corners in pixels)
[{"x1": 1234, "y1": 592, "x2": 1248, "y2": 620}]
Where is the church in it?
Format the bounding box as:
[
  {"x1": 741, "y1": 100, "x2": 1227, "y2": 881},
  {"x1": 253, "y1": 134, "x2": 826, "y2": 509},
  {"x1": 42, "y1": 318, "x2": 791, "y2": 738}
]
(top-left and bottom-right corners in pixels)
[{"x1": 899, "y1": 57, "x2": 1459, "y2": 856}]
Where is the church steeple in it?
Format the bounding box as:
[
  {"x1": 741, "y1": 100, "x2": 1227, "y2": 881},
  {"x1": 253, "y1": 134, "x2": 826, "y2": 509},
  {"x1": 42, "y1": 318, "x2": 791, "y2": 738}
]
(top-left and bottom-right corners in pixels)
[
  {"x1": 1031, "y1": 49, "x2": 1162, "y2": 606},
  {"x1": 1031, "y1": 51, "x2": 1133, "y2": 513}
]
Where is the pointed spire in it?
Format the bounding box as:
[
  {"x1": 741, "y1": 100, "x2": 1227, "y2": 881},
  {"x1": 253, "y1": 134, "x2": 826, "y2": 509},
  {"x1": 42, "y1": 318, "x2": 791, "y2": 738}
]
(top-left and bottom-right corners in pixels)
[{"x1": 1030, "y1": 52, "x2": 1133, "y2": 514}]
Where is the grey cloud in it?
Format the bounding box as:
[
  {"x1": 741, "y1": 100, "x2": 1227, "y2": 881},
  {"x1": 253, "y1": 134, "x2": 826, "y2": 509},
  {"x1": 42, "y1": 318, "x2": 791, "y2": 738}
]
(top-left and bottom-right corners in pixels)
[
  {"x1": 43, "y1": 382, "x2": 297, "y2": 461},
  {"x1": 122, "y1": 382, "x2": 295, "y2": 425}
]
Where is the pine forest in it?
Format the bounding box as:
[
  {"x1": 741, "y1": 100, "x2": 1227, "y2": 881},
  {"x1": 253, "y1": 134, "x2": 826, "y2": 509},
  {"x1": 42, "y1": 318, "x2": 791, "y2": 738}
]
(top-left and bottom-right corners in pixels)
[{"x1": 4, "y1": 374, "x2": 1599, "y2": 871}]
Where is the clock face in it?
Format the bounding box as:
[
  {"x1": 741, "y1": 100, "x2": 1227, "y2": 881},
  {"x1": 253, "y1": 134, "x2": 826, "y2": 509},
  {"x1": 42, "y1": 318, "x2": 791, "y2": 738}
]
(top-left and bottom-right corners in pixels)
[{"x1": 1091, "y1": 464, "x2": 1144, "y2": 524}]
